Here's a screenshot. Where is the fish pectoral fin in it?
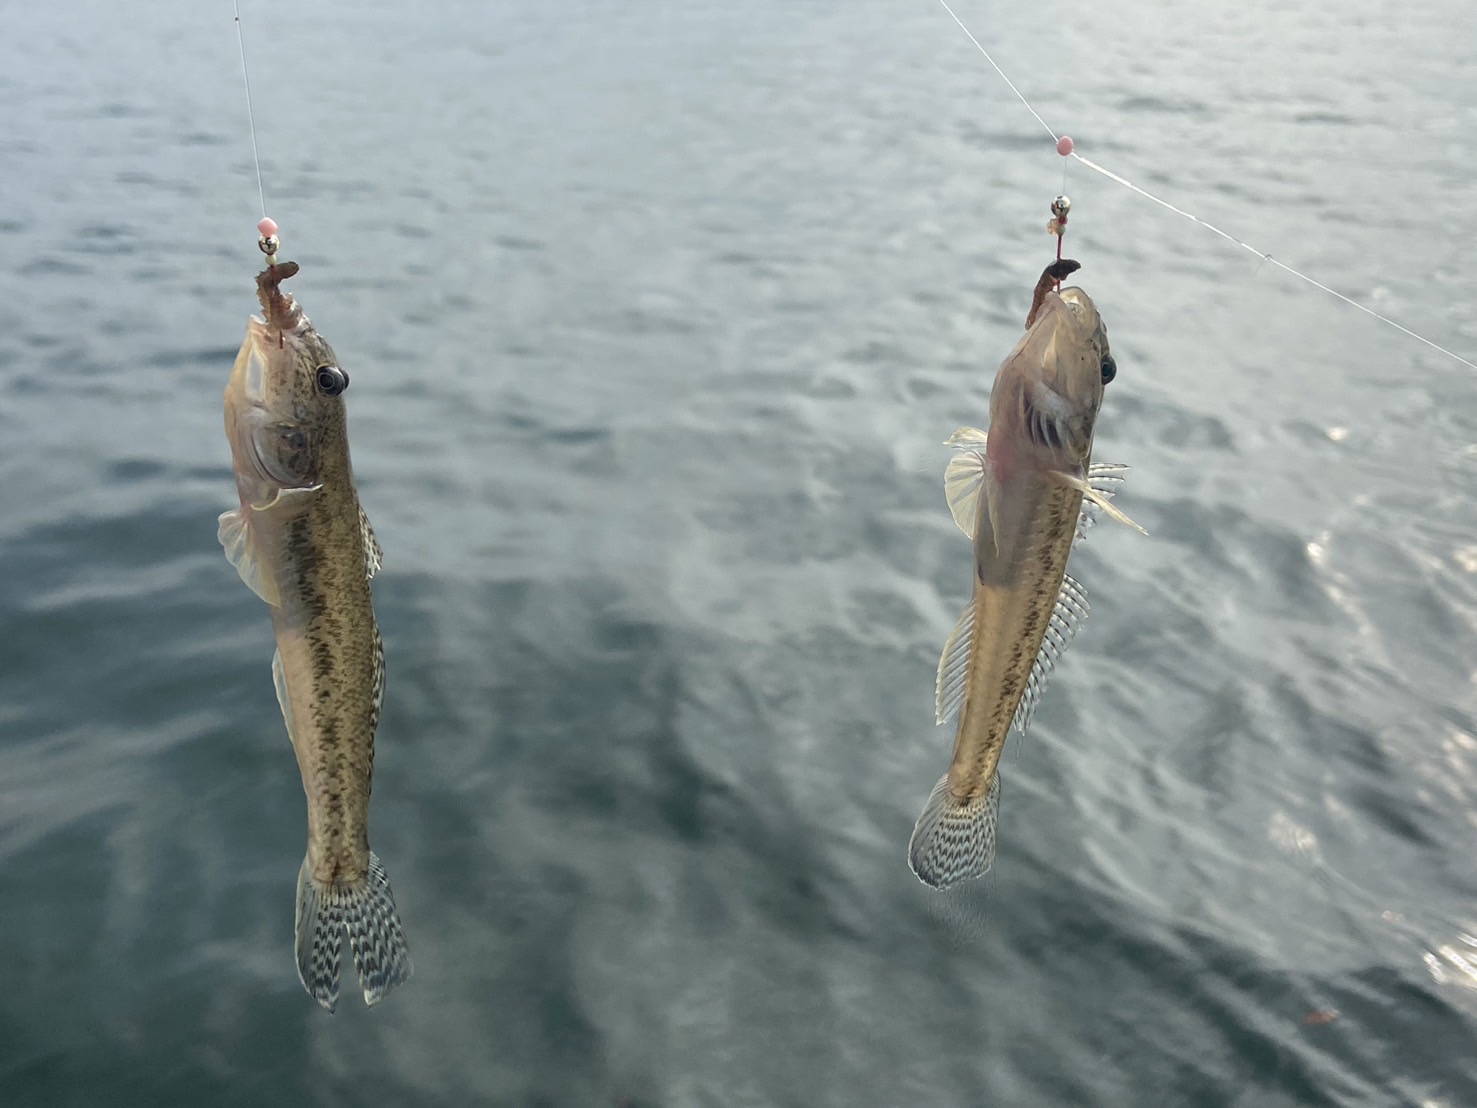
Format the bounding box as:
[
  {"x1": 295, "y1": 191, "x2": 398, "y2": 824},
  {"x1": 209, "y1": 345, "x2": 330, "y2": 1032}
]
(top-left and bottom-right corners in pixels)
[
  {"x1": 943, "y1": 428, "x2": 995, "y2": 545},
  {"x1": 935, "y1": 599, "x2": 976, "y2": 725},
  {"x1": 1076, "y1": 461, "x2": 1130, "y2": 545},
  {"x1": 908, "y1": 770, "x2": 1001, "y2": 889},
  {"x1": 218, "y1": 507, "x2": 280, "y2": 606},
  {"x1": 1013, "y1": 573, "x2": 1089, "y2": 733},
  {"x1": 943, "y1": 426, "x2": 989, "y2": 449},
  {"x1": 1050, "y1": 470, "x2": 1148, "y2": 535},
  {"x1": 359, "y1": 506, "x2": 383, "y2": 579}
]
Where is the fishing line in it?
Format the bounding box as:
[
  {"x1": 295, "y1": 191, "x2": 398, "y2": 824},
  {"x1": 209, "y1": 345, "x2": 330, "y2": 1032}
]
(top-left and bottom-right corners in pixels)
[
  {"x1": 936, "y1": 0, "x2": 1058, "y2": 144},
  {"x1": 232, "y1": 1, "x2": 282, "y2": 262},
  {"x1": 935, "y1": 0, "x2": 1477, "y2": 373},
  {"x1": 232, "y1": 0, "x2": 268, "y2": 220}
]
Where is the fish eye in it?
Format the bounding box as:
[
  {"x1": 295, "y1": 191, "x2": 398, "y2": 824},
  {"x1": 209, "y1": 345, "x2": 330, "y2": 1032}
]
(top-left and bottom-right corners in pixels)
[
  {"x1": 1100, "y1": 355, "x2": 1117, "y2": 384},
  {"x1": 315, "y1": 365, "x2": 349, "y2": 396}
]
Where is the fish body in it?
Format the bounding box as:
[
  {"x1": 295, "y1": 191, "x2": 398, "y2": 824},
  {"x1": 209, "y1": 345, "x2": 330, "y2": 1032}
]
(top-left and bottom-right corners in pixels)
[
  {"x1": 909, "y1": 271, "x2": 1141, "y2": 889},
  {"x1": 219, "y1": 261, "x2": 410, "y2": 1010}
]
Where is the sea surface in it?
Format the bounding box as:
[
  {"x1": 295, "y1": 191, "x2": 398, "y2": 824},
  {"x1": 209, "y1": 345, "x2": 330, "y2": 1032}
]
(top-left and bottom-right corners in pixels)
[{"x1": 2, "y1": 0, "x2": 1475, "y2": 1104}]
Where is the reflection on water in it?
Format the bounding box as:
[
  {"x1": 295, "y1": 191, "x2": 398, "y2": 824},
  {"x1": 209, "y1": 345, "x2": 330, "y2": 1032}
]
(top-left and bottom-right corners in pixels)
[{"x1": 1426, "y1": 936, "x2": 1477, "y2": 992}]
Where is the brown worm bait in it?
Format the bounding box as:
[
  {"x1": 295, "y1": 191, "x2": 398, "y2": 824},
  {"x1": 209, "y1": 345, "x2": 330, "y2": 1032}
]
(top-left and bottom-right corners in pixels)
[{"x1": 1026, "y1": 259, "x2": 1082, "y2": 329}]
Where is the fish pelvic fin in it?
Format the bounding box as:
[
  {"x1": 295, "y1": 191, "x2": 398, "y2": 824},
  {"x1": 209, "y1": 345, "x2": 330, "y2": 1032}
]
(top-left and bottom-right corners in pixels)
[
  {"x1": 294, "y1": 851, "x2": 412, "y2": 1013},
  {"x1": 1076, "y1": 462, "x2": 1129, "y2": 545},
  {"x1": 907, "y1": 771, "x2": 1001, "y2": 889},
  {"x1": 218, "y1": 506, "x2": 281, "y2": 606},
  {"x1": 1050, "y1": 470, "x2": 1148, "y2": 535},
  {"x1": 935, "y1": 599, "x2": 976, "y2": 725}
]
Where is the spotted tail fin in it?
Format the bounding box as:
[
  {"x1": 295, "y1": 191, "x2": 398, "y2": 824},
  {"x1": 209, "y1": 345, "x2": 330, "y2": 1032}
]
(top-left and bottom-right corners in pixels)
[
  {"x1": 294, "y1": 851, "x2": 412, "y2": 1012},
  {"x1": 907, "y1": 770, "x2": 1002, "y2": 889}
]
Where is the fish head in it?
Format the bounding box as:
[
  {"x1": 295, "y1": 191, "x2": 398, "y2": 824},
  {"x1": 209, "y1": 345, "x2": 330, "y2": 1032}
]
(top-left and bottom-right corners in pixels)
[
  {"x1": 223, "y1": 262, "x2": 351, "y2": 507},
  {"x1": 988, "y1": 283, "x2": 1116, "y2": 471}
]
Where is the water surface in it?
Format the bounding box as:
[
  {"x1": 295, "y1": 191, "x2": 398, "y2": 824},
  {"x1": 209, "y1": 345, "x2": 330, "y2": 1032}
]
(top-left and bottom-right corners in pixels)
[{"x1": 1, "y1": 0, "x2": 1475, "y2": 1104}]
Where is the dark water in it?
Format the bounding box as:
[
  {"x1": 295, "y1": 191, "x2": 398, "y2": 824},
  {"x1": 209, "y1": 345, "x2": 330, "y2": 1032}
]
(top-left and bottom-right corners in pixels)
[{"x1": 3, "y1": 0, "x2": 1476, "y2": 1104}]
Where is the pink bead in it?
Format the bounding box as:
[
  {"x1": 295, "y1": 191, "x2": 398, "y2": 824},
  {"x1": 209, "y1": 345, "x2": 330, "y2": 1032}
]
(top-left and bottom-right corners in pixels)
[
  {"x1": 1056, "y1": 135, "x2": 1074, "y2": 156},
  {"x1": 257, "y1": 216, "x2": 279, "y2": 237}
]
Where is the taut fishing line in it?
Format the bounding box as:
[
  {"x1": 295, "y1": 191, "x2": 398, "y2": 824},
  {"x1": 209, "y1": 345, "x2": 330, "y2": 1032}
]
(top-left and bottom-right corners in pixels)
[
  {"x1": 232, "y1": 1, "x2": 281, "y2": 256},
  {"x1": 935, "y1": 0, "x2": 1477, "y2": 373},
  {"x1": 232, "y1": 0, "x2": 267, "y2": 221}
]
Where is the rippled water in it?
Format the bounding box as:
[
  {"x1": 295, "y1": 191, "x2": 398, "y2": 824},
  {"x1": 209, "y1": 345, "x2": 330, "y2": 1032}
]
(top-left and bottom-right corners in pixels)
[{"x1": 3, "y1": 0, "x2": 1476, "y2": 1104}]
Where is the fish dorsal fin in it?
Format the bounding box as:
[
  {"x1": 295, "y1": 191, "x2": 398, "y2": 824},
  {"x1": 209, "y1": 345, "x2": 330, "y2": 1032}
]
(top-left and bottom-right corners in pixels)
[
  {"x1": 369, "y1": 628, "x2": 385, "y2": 732},
  {"x1": 943, "y1": 427, "x2": 990, "y2": 538},
  {"x1": 1076, "y1": 462, "x2": 1129, "y2": 545},
  {"x1": 360, "y1": 506, "x2": 383, "y2": 579},
  {"x1": 935, "y1": 599, "x2": 976, "y2": 725},
  {"x1": 1050, "y1": 469, "x2": 1148, "y2": 535},
  {"x1": 1012, "y1": 572, "x2": 1090, "y2": 733},
  {"x1": 218, "y1": 506, "x2": 281, "y2": 606}
]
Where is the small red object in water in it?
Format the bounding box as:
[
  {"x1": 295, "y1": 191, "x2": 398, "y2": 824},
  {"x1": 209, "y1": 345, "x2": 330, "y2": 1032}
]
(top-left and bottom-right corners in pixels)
[
  {"x1": 1302, "y1": 1009, "x2": 1339, "y2": 1026},
  {"x1": 1056, "y1": 135, "x2": 1074, "y2": 156}
]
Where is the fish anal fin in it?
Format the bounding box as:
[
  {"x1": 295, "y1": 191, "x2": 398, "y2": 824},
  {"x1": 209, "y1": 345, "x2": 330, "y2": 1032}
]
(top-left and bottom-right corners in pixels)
[
  {"x1": 272, "y1": 648, "x2": 299, "y2": 750},
  {"x1": 935, "y1": 600, "x2": 976, "y2": 725}
]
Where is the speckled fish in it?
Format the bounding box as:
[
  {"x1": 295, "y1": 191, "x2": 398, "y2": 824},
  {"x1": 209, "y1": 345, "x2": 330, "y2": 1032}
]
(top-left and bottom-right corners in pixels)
[
  {"x1": 908, "y1": 260, "x2": 1145, "y2": 889},
  {"x1": 219, "y1": 259, "x2": 411, "y2": 1010}
]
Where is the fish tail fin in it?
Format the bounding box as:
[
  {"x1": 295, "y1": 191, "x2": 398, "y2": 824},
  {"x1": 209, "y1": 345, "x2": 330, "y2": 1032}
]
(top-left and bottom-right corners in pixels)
[
  {"x1": 907, "y1": 770, "x2": 1001, "y2": 889},
  {"x1": 294, "y1": 851, "x2": 412, "y2": 1012}
]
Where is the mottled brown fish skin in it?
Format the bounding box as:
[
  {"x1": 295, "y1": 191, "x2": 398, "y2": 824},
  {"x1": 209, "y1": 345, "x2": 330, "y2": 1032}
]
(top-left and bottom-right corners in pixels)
[
  {"x1": 945, "y1": 283, "x2": 1105, "y2": 809},
  {"x1": 220, "y1": 261, "x2": 408, "y2": 1010},
  {"x1": 269, "y1": 437, "x2": 383, "y2": 890},
  {"x1": 947, "y1": 474, "x2": 1083, "y2": 802},
  {"x1": 224, "y1": 264, "x2": 380, "y2": 889},
  {"x1": 909, "y1": 273, "x2": 1117, "y2": 888}
]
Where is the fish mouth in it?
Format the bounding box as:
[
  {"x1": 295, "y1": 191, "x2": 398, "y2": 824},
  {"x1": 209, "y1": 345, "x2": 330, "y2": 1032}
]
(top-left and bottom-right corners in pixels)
[
  {"x1": 236, "y1": 314, "x2": 311, "y2": 403},
  {"x1": 1056, "y1": 288, "x2": 1108, "y2": 356}
]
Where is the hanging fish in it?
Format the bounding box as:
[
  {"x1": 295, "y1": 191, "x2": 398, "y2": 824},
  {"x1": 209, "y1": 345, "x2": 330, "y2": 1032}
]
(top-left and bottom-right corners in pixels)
[
  {"x1": 219, "y1": 255, "x2": 412, "y2": 1010},
  {"x1": 909, "y1": 259, "x2": 1145, "y2": 889}
]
